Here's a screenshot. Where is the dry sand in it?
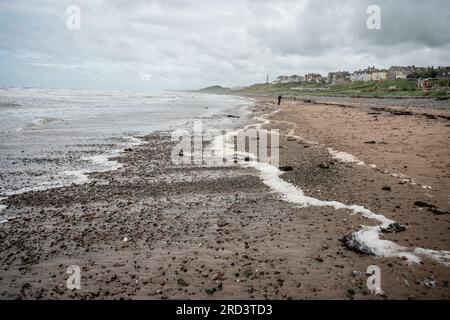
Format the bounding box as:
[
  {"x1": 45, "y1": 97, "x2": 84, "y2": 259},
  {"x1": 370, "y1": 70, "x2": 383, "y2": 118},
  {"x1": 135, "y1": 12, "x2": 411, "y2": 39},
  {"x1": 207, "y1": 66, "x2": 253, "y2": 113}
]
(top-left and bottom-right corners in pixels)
[{"x1": 0, "y1": 98, "x2": 449, "y2": 300}]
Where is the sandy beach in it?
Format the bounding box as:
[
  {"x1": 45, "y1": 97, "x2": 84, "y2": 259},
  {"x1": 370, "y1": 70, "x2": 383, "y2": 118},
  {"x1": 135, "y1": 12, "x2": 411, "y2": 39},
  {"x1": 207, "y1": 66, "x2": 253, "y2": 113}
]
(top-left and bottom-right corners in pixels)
[{"x1": 0, "y1": 97, "x2": 449, "y2": 300}]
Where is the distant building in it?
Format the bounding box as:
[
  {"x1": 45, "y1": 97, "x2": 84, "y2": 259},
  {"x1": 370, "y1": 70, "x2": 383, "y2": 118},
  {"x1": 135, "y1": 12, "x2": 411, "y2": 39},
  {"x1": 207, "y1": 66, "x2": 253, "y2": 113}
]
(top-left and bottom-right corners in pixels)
[
  {"x1": 273, "y1": 65, "x2": 446, "y2": 86},
  {"x1": 406, "y1": 66, "x2": 429, "y2": 78},
  {"x1": 371, "y1": 69, "x2": 388, "y2": 81},
  {"x1": 272, "y1": 76, "x2": 289, "y2": 84},
  {"x1": 387, "y1": 66, "x2": 415, "y2": 80},
  {"x1": 437, "y1": 66, "x2": 450, "y2": 79},
  {"x1": 305, "y1": 73, "x2": 325, "y2": 83},
  {"x1": 272, "y1": 75, "x2": 304, "y2": 84},
  {"x1": 288, "y1": 75, "x2": 305, "y2": 83},
  {"x1": 327, "y1": 71, "x2": 351, "y2": 84},
  {"x1": 350, "y1": 68, "x2": 373, "y2": 82}
]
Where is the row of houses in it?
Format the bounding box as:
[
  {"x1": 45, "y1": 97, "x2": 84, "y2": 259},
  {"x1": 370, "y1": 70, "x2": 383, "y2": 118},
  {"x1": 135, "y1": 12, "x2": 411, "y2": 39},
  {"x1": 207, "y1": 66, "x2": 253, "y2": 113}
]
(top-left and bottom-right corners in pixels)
[
  {"x1": 272, "y1": 73, "x2": 326, "y2": 84},
  {"x1": 272, "y1": 66, "x2": 450, "y2": 85},
  {"x1": 272, "y1": 75, "x2": 304, "y2": 84},
  {"x1": 348, "y1": 66, "x2": 418, "y2": 83}
]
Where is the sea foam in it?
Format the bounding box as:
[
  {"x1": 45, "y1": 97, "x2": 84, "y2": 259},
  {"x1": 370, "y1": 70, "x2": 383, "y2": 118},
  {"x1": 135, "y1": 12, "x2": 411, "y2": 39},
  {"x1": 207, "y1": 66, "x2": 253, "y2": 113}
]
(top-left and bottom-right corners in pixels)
[{"x1": 211, "y1": 111, "x2": 450, "y2": 266}]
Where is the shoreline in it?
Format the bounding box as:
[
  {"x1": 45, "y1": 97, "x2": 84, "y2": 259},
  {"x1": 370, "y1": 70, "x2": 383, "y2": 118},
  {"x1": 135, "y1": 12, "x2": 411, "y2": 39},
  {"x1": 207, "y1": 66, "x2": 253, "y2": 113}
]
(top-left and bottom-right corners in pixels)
[{"x1": 0, "y1": 96, "x2": 449, "y2": 299}]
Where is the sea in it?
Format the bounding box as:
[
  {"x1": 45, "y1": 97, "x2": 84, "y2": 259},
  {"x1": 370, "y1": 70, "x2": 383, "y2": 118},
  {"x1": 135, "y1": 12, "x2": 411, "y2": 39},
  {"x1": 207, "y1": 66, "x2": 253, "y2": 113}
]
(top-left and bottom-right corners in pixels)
[{"x1": 0, "y1": 87, "x2": 253, "y2": 199}]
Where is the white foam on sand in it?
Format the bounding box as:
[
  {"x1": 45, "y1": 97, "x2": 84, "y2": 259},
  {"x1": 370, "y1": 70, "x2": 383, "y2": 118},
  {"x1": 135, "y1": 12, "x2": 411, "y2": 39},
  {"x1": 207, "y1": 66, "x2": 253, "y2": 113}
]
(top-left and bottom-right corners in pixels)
[
  {"x1": 0, "y1": 197, "x2": 8, "y2": 224},
  {"x1": 62, "y1": 170, "x2": 90, "y2": 185},
  {"x1": 245, "y1": 159, "x2": 434, "y2": 264},
  {"x1": 82, "y1": 154, "x2": 123, "y2": 171},
  {"x1": 124, "y1": 136, "x2": 145, "y2": 147},
  {"x1": 235, "y1": 108, "x2": 433, "y2": 195},
  {"x1": 81, "y1": 136, "x2": 144, "y2": 172},
  {"x1": 0, "y1": 197, "x2": 6, "y2": 213},
  {"x1": 327, "y1": 148, "x2": 365, "y2": 166},
  {"x1": 210, "y1": 113, "x2": 450, "y2": 266},
  {"x1": 0, "y1": 137, "x2": 146, "y2": 227}
]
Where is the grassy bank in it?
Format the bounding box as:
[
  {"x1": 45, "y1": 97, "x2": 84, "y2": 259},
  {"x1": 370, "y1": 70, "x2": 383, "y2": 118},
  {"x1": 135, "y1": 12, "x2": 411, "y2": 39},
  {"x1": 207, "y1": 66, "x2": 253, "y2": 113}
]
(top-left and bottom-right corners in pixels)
[{"x1": 216, "y1": 79, "x2": 450, "y2": 99}]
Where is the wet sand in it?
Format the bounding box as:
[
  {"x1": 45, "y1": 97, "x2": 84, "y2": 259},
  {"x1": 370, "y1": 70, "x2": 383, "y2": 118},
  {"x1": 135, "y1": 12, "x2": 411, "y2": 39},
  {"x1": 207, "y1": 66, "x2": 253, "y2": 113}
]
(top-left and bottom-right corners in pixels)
[{"x1": 0, "y1": 98, "x2": 449, "y2": 299}]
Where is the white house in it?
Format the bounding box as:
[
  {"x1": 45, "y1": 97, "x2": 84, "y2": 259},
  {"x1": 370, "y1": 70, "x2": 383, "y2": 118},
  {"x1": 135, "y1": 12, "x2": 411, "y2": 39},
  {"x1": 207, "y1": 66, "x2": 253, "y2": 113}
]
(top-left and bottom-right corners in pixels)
[
  {"x1": 327, "y1": 71, "x2": 351, "y2": 84},
  {"x1": 287, "y1": 75, "x2": 304, "y2": 83},
  {"x1": 272, "y1": 76, "x2": 289, "y2": 84},
  {"x1": 273, "y1": 75, "x2": 304, "y2": 84},
  {"x1": 387, "y1": 66, "x2": 415, "y2": 80},
  {"x1": 350, "y1": 70, "x2": 372, "y2": 82},
  {"x1": 305, "y1": 73, "x2": 325, "y2": 83},
  {"x1": 371, "y1": 69, "x2": 388, "y2": 81}
]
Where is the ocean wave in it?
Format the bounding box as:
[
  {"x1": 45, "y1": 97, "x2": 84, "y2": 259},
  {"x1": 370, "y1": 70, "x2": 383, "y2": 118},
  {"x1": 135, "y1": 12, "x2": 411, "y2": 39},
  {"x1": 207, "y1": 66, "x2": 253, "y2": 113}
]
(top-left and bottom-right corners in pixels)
[{"x1": 0, "y1": 102, "x2": 21, "y2": 107}]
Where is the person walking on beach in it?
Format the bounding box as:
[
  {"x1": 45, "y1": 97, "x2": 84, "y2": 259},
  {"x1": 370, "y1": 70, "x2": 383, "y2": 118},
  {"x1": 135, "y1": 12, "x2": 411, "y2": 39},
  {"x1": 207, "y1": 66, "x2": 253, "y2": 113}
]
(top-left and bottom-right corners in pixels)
[{"x1": 277, "y1": 95, "x2": 283, "y2": 105}]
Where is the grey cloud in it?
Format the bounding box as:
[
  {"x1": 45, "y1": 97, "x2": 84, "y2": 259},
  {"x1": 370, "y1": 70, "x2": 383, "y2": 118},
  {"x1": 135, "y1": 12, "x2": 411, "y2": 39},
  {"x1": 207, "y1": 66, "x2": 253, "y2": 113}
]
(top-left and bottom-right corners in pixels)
[{"x1": 0, "y1": 0, "x2": 449, "y2": 90}]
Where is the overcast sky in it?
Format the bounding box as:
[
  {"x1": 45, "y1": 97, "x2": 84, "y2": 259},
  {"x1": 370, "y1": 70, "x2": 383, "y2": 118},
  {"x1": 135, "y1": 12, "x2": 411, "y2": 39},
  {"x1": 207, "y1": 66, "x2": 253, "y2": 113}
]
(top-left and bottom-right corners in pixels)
[{"x1": 0, "y1": 0, "x2": 449, "y2": 91}]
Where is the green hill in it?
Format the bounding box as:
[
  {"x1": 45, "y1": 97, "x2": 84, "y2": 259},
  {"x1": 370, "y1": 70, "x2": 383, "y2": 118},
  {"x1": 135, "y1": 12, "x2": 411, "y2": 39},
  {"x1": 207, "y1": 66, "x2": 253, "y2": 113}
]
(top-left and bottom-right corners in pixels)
[{"x1": 195, "y1": 85, "x2": 232, "y2": 94}]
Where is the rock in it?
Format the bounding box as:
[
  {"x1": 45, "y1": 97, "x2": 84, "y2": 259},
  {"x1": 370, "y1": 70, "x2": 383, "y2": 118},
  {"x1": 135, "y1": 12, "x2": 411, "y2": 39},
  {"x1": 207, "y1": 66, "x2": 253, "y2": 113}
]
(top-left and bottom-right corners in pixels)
[
  {"x1": 319, "y1": 163, "x2": 332, "y2": 169},
  {"x1": 364, "y1": 141, "x2": 377, "y2": 144},
  {"x1": 227, "y1": 115, "x2": 240, "y2": 118},
  {"x1": 381, "y1": 223, "x2": 406, "y2": 233},
  {"x1": 243, "y1": 269, "x2": 253, "y2": 278},
  {"x1": 279, "y1": 166, "x2": 293, "y2": 172},
  {"x1": 392, "y1": 110, "x2": 413, "y2": 116},
  {"x1": 244, "y1": 242, "x2": 249, "y2": 249},
  {"x1": 205, "y1": 288, "x2": 216, "y2": 295},
  {"x1": 382, "y1": 186, "x2": 392, "y2": 191},
  {"x1": 244, "y1": 156, "x2": 250, "y2": 162},
  {"x1": 429, "y1": 207, "x2": 449, "y2": 215},
  {"x1": 124, "y1": 148, "x2": 133, "y2": 152},
  {"x1": 414, "y1": 201, "x2": 434, "y2": 208},
  {"x1": 315, "y1": 256, "x2": 324, "y2": 263},
  {"x1": 177, "y1": 278, "x2": 188, "y2": 287},
  {"x1": 414, "y1": 201, "x2": 449, "y2": 215},
  {"x1": 217, "y1": 221, "x2": 228, "y2": 228},
  {"x1": 212, "y1": 272, "x2": 225, "y2": 281}
]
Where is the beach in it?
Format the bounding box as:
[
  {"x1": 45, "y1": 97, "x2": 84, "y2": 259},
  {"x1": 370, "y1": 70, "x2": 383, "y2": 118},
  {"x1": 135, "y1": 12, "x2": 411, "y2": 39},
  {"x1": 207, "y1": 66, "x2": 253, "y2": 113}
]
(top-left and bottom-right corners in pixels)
[{"x1": 0, "y1": 95, "x2": 449, "y2": 299}]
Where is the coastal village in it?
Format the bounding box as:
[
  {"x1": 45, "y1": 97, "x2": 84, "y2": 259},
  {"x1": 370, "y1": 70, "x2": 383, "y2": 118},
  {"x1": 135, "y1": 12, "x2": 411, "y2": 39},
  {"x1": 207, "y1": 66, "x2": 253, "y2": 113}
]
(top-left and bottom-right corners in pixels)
[{"x1": 272, "y1": 66, "x2": 450, "y2": 88}]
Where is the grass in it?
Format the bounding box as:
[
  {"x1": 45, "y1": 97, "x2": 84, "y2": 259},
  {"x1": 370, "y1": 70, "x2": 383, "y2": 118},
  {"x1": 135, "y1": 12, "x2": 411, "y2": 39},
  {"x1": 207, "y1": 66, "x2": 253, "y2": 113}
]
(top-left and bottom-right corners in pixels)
[{"x1": 228, "y1": 79, "x2": 449, "y2": 99}]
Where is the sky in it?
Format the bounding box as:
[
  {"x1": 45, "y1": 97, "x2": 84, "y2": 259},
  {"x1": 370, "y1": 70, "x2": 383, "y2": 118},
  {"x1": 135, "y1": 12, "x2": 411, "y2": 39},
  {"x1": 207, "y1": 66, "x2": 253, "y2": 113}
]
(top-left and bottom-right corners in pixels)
[{"x1": 0, "y1": 0, "x2": 449, "y2": 91}]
